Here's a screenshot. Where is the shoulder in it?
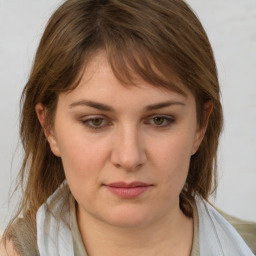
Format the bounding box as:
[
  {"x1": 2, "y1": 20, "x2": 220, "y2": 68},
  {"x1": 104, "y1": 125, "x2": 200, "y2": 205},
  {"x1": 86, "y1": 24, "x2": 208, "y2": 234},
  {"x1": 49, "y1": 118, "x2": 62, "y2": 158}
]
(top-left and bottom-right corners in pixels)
[
  {"x1": 0, "y1": 216, "x2": 39, "y2": 256},
  {"x1": 217, "y1": 209, "x2": 256, "y2": 254},
  {"x1": 195, "y1": 197, "x2": 255, "y2": 255},
  {"x1": 0, "y1": 239, "x2": 20, "y2": 256}
]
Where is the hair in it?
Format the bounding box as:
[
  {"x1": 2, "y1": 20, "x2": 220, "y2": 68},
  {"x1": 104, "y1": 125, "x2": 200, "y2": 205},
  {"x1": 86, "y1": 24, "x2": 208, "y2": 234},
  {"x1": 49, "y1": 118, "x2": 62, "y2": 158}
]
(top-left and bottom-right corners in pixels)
[{"x1": 4, "y1": 0, "x2": 223, "y2": 241}]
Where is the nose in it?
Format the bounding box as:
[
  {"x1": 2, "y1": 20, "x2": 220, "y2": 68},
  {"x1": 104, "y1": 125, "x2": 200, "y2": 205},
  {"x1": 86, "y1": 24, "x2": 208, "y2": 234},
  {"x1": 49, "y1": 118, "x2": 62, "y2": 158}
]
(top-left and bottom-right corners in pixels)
[{"x1": 110, "y1": 125, "x2": 147, "y2": 171}]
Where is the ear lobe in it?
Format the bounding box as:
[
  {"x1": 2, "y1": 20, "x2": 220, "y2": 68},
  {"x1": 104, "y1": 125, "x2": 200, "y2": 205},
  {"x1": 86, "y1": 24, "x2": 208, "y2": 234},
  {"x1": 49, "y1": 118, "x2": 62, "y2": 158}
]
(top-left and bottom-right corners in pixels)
[
  {"x1": 35, "y1": 103, "x2": 61, "y2": 157},
  {"x1": 47, "y1": 134, "x2": 61, "y2": 157},
  {"x1": 192, "y1": 101, "x2": 213, "y2": 155},
  {"x1": 191, "y1": 127, "x2": 205, "y2": 156}
]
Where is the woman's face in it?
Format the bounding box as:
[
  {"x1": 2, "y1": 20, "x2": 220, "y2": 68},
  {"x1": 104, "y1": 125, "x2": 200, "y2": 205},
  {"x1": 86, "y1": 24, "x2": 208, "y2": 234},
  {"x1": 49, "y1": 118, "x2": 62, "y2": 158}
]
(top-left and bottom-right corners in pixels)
[{"x1": 46, "y1": 53, "x2": 204, "y2": 228}]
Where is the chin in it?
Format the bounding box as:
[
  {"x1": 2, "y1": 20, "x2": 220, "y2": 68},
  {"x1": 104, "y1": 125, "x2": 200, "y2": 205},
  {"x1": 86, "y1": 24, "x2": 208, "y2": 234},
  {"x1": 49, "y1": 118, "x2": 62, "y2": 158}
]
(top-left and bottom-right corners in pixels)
[{"x1": 102, "y1": 205, "x2": 155, "y2": 229}]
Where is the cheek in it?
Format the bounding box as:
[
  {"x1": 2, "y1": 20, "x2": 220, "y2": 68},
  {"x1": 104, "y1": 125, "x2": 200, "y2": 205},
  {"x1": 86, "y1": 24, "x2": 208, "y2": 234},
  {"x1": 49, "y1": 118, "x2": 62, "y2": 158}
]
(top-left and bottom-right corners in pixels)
[
  {"x1": 150, "y1": 131, "x2": 194, "y2": 193},
  {"x1": 152, "y1": 130, "x2": 194, "y2": 168},
  {"x1": 57, "y1": 136, "x2": 108, "y2": 205},
  {"x1": 55, "y1": 129, "x2": 109, "y2": 184}
]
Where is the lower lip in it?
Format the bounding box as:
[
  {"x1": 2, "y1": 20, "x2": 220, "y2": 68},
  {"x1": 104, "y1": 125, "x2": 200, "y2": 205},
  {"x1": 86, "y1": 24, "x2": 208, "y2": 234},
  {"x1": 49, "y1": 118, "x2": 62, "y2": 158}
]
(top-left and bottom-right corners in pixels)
[{"x1": 105, "y1": 186, "x2": 151, "y2": 199}]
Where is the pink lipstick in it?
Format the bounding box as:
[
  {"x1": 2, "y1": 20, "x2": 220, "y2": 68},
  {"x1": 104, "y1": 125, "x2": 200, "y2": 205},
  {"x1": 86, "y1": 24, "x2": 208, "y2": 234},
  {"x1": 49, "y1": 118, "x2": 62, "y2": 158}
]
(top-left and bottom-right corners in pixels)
[{"x1": 104, "y1": 182, "x2": 152, "y2": 199}]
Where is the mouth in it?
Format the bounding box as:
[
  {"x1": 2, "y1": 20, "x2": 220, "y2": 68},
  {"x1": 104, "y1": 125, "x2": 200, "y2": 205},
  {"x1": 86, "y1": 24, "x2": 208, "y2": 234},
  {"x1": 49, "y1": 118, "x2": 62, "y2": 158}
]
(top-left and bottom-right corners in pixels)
[{"x1": 103, "y1": 182, "x2": 153, "y2": 199}]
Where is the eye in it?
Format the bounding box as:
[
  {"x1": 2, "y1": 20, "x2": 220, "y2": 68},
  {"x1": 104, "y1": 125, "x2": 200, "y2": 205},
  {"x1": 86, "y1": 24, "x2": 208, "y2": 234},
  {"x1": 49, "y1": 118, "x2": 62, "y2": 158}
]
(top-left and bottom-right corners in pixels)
[
  {"x1": 145, "y1": 115, "x2": 175, "y2": 128},
  {"x1": 81, "y1": 117, "x2": 109, "y2": 130},
  {"x1": 153, "y1": 117, "x2": 165, "y2": 125},
  {"x1": 90, "y1": 118, "x2": 104, "y2": 126}
]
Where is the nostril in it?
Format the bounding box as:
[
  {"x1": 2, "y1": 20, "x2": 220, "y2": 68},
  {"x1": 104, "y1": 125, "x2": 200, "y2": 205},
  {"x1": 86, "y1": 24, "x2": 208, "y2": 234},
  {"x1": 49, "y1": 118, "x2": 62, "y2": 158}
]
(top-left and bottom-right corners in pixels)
[{"x1": 114, "y1": 163, "x2": 121, "y2": 168}]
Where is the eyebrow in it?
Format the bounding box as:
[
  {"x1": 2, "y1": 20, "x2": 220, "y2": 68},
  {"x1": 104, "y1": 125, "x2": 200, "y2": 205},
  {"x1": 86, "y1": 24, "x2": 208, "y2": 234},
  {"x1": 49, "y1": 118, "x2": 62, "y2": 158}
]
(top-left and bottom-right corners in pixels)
[
  {"x1": 145, "y1": 101, "x2": 185, "y2": 111},
  {"x1": 69, "y1": 100, "x2": 114, "y2": 111},
  {"x1": 69, "y1": 100, "x2": 185, "y2": 111}
]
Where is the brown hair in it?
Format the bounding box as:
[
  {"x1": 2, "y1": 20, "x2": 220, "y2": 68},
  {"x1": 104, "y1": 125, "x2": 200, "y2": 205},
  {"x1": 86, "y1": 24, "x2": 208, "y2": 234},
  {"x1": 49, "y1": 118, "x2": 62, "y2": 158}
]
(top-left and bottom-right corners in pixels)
[{"x1": 4, "y1": 0, "x2": 223, "y2": 240}]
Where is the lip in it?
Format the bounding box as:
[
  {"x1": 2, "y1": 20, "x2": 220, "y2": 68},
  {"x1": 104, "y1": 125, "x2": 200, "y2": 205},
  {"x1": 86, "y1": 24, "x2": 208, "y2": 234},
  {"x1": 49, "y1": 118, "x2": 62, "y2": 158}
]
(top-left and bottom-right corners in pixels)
[{"x1": 104, "y1": 182, "x2": 153, "y2": 199}]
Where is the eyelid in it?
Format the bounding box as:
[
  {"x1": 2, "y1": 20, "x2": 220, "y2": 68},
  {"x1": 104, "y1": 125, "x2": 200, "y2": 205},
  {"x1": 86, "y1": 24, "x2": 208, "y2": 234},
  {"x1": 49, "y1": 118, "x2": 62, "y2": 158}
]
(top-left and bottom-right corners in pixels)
[
  {"x1": 80, "y1": 115, "x2": 111, "y2": 130},
  {"x1": 144, "y1": 114, "x2": 175, "y2": 127},
  {"x1": 79, "y1": 114, "x2": 175, "y2": 131}
]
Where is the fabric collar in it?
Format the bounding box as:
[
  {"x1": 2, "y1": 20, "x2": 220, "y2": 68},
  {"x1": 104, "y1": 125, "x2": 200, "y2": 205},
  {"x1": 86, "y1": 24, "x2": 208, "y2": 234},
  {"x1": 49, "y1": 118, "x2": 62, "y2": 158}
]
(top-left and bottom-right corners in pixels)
[{"x1": 36, "y1": 182, "x2": 74, "y2": 256}]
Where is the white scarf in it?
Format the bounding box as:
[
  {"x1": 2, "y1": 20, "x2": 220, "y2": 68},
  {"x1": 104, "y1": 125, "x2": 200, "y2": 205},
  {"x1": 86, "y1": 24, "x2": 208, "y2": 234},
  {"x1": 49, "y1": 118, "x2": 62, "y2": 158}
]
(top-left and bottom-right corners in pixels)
[
  {"x1": 36, "y1": 184, "x2": 254, "y2": 256},
  {"x1": 195, "y1": 197, "x2": 254, "y2": 255},
  {"x1": 36, "y1": 183, "x2": 74, "y2": 256}
]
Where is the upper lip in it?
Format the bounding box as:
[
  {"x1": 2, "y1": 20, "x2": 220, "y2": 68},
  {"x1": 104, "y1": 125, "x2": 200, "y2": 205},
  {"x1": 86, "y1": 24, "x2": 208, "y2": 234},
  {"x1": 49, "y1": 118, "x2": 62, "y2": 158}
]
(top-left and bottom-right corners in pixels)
[{"x1": 105, "y1": 182, "x2": 152, "y2": 188}]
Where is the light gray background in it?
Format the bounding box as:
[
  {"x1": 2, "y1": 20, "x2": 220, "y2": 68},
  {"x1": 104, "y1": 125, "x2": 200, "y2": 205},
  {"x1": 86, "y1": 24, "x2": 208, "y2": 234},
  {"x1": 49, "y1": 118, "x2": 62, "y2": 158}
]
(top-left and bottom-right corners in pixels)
[{"x1": 0, "y1": 0, "x2": 256, "y2": 230}]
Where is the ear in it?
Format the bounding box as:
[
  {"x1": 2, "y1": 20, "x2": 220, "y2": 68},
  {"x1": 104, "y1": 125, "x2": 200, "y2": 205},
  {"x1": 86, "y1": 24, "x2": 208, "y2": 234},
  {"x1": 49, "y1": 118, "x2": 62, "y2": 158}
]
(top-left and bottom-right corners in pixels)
[
  {"x1": 191, "y1": 101, "x2": 213, "y2": 155},
  {"x1": 35, "y1": 103, "x2": 61, "y2": 157}
]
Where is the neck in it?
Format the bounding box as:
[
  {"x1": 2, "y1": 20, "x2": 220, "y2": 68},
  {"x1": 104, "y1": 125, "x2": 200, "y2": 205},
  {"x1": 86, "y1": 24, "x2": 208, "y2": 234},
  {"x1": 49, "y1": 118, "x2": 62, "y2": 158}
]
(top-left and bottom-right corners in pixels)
[{"x1": 77, "y1": 205, "x2": 193, "y2": 256}]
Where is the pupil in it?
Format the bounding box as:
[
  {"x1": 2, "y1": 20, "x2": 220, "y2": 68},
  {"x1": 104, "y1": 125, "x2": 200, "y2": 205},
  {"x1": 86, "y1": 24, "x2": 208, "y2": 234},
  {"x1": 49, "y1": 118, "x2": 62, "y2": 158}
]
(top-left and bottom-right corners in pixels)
[
  {"x1": 92, "y1": 118, "x2": 102, "y2": 126},
  {"x1": 154, "y1": 117, "x2": 164, "y2": 125}
]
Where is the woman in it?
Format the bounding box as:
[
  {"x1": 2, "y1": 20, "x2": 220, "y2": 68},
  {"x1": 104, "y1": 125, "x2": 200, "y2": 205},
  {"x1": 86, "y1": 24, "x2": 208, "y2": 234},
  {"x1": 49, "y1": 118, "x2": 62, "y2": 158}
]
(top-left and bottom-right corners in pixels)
[{"x1": 0, "y1": 0, "x2": 255, "y2": 255}]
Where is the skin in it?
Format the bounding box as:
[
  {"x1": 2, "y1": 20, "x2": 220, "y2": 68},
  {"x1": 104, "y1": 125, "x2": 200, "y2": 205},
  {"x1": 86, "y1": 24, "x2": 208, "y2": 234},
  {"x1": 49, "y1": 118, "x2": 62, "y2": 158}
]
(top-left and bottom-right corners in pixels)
[
  {"x1": 0, "y1": 240, "x2": 20, "y2": 256},
  {"x1": 36, "y1": 52, "x2": 211, "y2": 255}
]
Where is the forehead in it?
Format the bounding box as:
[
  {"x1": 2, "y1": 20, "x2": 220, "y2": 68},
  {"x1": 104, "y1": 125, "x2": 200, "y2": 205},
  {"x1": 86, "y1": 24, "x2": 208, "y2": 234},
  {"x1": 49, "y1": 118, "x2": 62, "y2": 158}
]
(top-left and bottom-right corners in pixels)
[
  {"x1": 58, "y1": 52, "x2": 195, "y2": 112},
  {"x1": 70, "y1": 51, "x2": 190, "y2": 98}
]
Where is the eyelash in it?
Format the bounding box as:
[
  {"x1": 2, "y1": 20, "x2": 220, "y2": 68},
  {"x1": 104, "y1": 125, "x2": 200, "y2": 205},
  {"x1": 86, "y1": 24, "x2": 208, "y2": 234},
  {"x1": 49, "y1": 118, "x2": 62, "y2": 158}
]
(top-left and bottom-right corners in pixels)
[
  {"x1": 145, "y1": 115, "x2": 175, "y2": 128},
  {"x1": 81, "y1": 117, "x2": 110, "y2": 130},
  {"x1": 80, "y1": 115, "x2": 175, "y2": 131}
]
